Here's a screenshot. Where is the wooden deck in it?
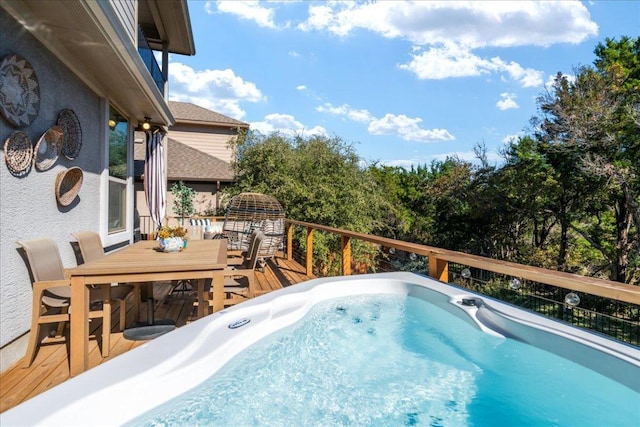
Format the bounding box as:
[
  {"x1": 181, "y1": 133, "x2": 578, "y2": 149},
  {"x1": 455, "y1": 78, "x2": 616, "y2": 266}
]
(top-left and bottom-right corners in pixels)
[{"x1": 0, "y1": 255, "x2": 313, "y2": 413}]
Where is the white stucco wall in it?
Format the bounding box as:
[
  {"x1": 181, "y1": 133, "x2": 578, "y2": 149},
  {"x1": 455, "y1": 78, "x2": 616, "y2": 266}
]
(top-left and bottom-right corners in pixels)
[{"x1": 0, "y1": 10, "x2": 105, "y2": 370}]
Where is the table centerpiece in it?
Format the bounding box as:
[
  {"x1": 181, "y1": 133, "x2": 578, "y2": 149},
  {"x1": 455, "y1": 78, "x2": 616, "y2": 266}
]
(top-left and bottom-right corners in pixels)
[{"x1": 157, "y1": 226, "x2": 187, "y2": 252}]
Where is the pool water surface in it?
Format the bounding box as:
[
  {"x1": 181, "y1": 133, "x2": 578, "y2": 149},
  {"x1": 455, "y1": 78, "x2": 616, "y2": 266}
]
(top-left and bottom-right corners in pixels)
[{"x1": 129, "y1": 294, "x2": 639, "y2": 427}]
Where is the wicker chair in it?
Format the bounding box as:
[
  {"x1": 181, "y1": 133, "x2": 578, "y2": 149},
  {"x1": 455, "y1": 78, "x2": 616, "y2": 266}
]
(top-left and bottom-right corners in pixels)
[{"x1": 220, "y1": 193, "x2": 285, "y2": 267}]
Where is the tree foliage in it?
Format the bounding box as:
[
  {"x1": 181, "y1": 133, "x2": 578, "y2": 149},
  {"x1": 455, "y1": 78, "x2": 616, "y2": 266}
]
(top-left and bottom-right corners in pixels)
[
  {"x1": 225, "y1": 37, "x2": 639, "y2": 284},
  {"x1": 227, "y1": 131, "x2": 392, "y2": 275},
  {"x1": 171, "y1": 181, "x2": 195, "y2": 225},
  {"x1": 531, "y1": 36, "x2": 639, "y2": 282}
]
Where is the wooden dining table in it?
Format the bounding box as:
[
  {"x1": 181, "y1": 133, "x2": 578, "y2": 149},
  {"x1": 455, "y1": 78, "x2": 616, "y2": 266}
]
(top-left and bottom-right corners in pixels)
[{"x1": 67, "y1": 239, "x2": 227, "y2": 377}]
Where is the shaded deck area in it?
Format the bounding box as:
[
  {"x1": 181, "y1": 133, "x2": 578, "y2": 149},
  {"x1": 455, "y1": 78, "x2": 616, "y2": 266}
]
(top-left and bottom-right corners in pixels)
[{"x1": 0, "y1": 255, "x2": 313, "y2": 413}]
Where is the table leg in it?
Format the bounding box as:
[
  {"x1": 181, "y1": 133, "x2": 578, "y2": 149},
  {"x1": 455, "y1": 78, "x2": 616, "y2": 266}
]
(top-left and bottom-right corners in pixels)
[
  {"x1": 212, "y1": 270, "x2": 224, "y2": 313},
  {"x1": 70, "y1": 276, "x2": 89, "y2": 377},
  {"x1": 133, "y1": 284, "x2": 141, "y2": 322},
  {"x1": 197, "y1": 279, "x2": 206, "y2": 318},
  {"x1": 101, "y1": 284, "x2": 111, "y2": 358}
]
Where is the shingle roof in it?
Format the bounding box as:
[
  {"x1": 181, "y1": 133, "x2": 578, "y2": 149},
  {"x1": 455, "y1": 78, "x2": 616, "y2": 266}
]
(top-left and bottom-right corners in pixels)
[
  {"x1": 169, "y1": 101, "x2": 249, "y2": 128},
  {"x1": 134, "y1": 138, "x2": 235, "y2": 182}
]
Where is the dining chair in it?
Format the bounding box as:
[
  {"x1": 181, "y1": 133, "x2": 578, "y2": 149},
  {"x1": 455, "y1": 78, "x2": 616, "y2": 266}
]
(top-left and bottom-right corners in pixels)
[
  {"x1": 72, "y1": 231, "x2": 137, "y2": 331},
  {"x1": 210, "y1": 230, "x2": 266, "y2": 307},
  {"x1": 226, "y1": 229, "x2": 259, "y2": 266},
  {"x1": 16, "y1": 238, "x2": 111, "y2": 368}
]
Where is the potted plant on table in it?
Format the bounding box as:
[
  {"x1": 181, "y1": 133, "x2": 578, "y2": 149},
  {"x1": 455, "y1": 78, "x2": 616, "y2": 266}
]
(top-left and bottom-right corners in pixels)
[{"x1": 157, "y1": 225, "x2": 187, "y2": 252}]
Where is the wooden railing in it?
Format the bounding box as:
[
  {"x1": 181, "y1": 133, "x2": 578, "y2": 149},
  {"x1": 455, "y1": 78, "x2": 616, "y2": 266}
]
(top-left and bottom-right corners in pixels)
[
  {"x1": 139, "y1": 215, "x2": 639, "y2": 304},
  {"x1": 285, "y1": 219, "x2": 640, "y2": 305},
  {"x1": 138, "y1": 215, "x2": 640, "y2": 305},
  {"x1": 138, "y1": 215, "x2": 639, "y2": 343}
]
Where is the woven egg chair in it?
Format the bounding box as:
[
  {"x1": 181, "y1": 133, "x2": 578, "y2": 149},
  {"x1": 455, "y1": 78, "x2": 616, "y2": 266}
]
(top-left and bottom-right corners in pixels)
[{"x1": 221, "y1": 193, "x2": 285, "y2": 264}]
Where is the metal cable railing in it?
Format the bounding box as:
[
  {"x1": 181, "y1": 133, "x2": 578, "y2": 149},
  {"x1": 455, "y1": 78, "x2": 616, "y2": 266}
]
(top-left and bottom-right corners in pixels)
[{"x1": 285, "y1": 220, "x2": 640, "y2": 347}]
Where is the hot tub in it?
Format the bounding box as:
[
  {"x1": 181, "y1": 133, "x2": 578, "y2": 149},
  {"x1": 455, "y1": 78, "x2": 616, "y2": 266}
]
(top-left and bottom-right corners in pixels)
[{"x1": 2, "y1": 272, "x2": 639, "y2": 426}]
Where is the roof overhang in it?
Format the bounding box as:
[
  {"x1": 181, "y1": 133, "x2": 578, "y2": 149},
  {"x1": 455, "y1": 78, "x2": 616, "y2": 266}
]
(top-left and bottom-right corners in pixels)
[
  {"x1": 139, "y1": 0, "x2": 195, "y2": 56},
  {"x1": 175, "y1": 119, "x2": 251, "y2": 128},
  {"x1": 1, "y1": 1, "x2": 193, "y2": 126}
]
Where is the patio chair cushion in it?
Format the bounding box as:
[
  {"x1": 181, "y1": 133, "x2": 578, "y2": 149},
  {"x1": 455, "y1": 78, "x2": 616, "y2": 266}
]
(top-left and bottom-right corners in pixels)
[{"x1": 189, "y1": 218, "x2": 211, "y2": 227}]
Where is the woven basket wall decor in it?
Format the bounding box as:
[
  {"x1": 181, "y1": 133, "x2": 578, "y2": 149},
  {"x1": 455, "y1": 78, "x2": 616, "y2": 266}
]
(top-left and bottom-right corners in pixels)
[
  {"x1": 55, "y1": 167, "x2": 83, "y2": 206},
  {"x1": 3, "y1": 130, "x2": 33, "y2": 176},
  {"x1": 0, "y1": 54, "x2": 40, "y2": 127},
  {"x1": 34, "y1": 125, "x2": 63, "y2": 171},
  {"x1": 57, "y1": 108, "x2": 82, "y2": 160}
]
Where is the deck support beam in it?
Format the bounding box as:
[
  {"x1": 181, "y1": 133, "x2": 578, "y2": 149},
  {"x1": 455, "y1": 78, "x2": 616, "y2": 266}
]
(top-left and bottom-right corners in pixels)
[
  {"x1": 341, "y1": 236, "x2": 351, "y2": 276},
  {"x1": 306, "y1": 227, "x2": 313, "y2": 277},
  {"x1": 286, "y1": 222, "x2": 293, "y2": 260},
  {"x1": 428, "y1": 256, "x2": 449, "y2": 282}
]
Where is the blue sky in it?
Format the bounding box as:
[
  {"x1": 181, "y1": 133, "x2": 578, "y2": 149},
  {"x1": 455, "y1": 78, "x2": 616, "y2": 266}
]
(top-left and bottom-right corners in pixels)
[{"x1": 166, "y1": 0, "x2": 639, "y2": 168}]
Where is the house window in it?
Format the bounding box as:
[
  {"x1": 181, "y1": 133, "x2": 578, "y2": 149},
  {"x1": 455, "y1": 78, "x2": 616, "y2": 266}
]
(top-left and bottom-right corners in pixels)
[{"x1": 108, "y1": 106, "x2": 128, "y2": 233}]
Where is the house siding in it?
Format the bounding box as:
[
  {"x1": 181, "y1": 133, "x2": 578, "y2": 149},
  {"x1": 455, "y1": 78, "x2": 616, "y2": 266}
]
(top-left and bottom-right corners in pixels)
[
  {"x1": 0, "y1": 9, "x2": 106, "y2": 370},
  {"x1": 169, "y1": 125, "x2": 237, "y2": 164},
  {"x1": 110, "y1": 0, "x2": 137, "y2": 44}
]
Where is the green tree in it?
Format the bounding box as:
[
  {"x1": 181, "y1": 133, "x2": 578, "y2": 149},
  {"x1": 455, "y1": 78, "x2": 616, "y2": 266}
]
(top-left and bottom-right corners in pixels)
[
  {"x1": 533, "y1": 36, "x2": 640, "y2": 283},
  {"x1": 171, "y1": 181, "x2": 195, "y2": 225},
  {"x1": 228, "y1": 131, "x2": 391, "y2": 275},
  {"x1": 368, "y1": 164, "x2": 432, "y2": 243}
]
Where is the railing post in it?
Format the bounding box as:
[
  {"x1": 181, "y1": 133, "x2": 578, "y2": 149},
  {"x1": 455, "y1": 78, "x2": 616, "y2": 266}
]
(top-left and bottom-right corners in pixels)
[
  {"x1": 428, "y1": 256, "x2": 449, "y2": 282},
  {"x1": 286, "y1": 222, "x2": 293, "y2": 260},
  {"x1": 341, "y1": 235, "x2": 352, "y2": 276},
  {"x1": 306, "y1": 227, "x2": 314, "y2": 276}
]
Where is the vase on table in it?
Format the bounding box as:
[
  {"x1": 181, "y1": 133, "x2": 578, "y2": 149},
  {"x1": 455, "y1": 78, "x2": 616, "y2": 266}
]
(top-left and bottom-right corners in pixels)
[{"x1": 159, "y1": 237, "x2": 184, "y2": 252}]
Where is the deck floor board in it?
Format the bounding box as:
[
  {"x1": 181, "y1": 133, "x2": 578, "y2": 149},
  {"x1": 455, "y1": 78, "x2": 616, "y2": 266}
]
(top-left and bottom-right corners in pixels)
[{"x1": 0, "y1": 256, "x2": 313, "y2": 413}]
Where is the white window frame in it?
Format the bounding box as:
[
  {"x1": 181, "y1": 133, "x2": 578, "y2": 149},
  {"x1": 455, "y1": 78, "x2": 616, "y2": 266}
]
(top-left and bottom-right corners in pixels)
[{"x1": 101, "y1": 101, "x2": 134, "y2": 247}]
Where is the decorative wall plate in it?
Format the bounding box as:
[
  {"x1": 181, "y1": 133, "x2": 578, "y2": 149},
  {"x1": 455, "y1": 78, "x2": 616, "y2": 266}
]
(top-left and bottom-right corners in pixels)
[
  {"x1": 57, "y1": 108, "x2": 82, "y2": 159},
  {"x1": 4, "y1": 131, "x2": 33, "y2": 176},
  {"x1": 0, "y1": 54, "x2": 40, "y2": 127},
  {"x1": 34, "y1": 126, "x2": 63, "y2": 171}
]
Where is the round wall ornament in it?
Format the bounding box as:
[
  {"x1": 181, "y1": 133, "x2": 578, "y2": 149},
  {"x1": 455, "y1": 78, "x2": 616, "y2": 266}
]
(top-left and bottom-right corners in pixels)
[
  {"x1": 34, "y1": 126, "x2": 64, "y2": 171},
  {"x1": 0, "y1": 54, "x2": 40, "y2": 127},
  {"x1": 4, "y1": 131, "x2": 33, "y2": 176},
  {"x1": 55, "y1": 166, "x2": 83, "y2": 206},
  {"x1": 57, "y1": 108, "x2": 82, "y2": 159}
]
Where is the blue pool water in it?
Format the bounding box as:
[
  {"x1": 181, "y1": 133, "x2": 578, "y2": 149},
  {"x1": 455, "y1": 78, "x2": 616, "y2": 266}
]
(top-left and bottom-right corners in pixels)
[{"x1": 129, "y1": 295, "x2": 639, "y2": 426}]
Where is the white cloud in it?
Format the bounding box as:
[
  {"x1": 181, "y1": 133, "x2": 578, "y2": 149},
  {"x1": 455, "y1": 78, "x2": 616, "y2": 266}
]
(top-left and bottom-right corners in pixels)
[
  {"x1": 545, "y1": 72, "x2": 576, "y2": 91},
  {"x1": 250, "y1": 113, "x2": 327, "y2": 138},
  {"x1": 297, "y1": 1, "x2": 597, "y2": 48},
  {"x1": 316, "y1": 103, "x2": 372, "y2": 123},
  {"x1": 369, "y1": 114, "x2": 454, "y2": 142},
  {"x1": 382, "y1": 149, "x2": 503, "y2": 169},
  {"x1": 430, "y1": 150, "x2": 503, "y2": 164},
  {"x1": 500, "y1": 60, "x2": 544, "y2": 87},
  {"x1": 383, "y1": 159, "x2": 423, "y2": 169},
  {"x1": 317, "y1": 103, "x2": 453, "y2": 143},
  {"x1": 208, "y1": 0, "x2": 282, "y2": 29},
  {"x1": 502, "y1": 132, "x2": 524, "y2": 145},
  {"x1": 398, "y1": 43, "x2": 491, "y2": 79},
  {"x1": 168, "y1": 62, "x2": 264, "y2": 119},
  {"x1": 497, "y1": 93, "x2": 519, "y2": 110},
  {"x1": 297, "y1": 85, "x2": 323, "y2": 101},
  {"x1": 206, "y1": 1, "x2": 590, "y2": 89},
  {"x1": 296, "y1": 1, "x2": 588, "y2": 88},
  {"x1": 399, "y1": 44, "x2": 543, "y2": 87}
]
